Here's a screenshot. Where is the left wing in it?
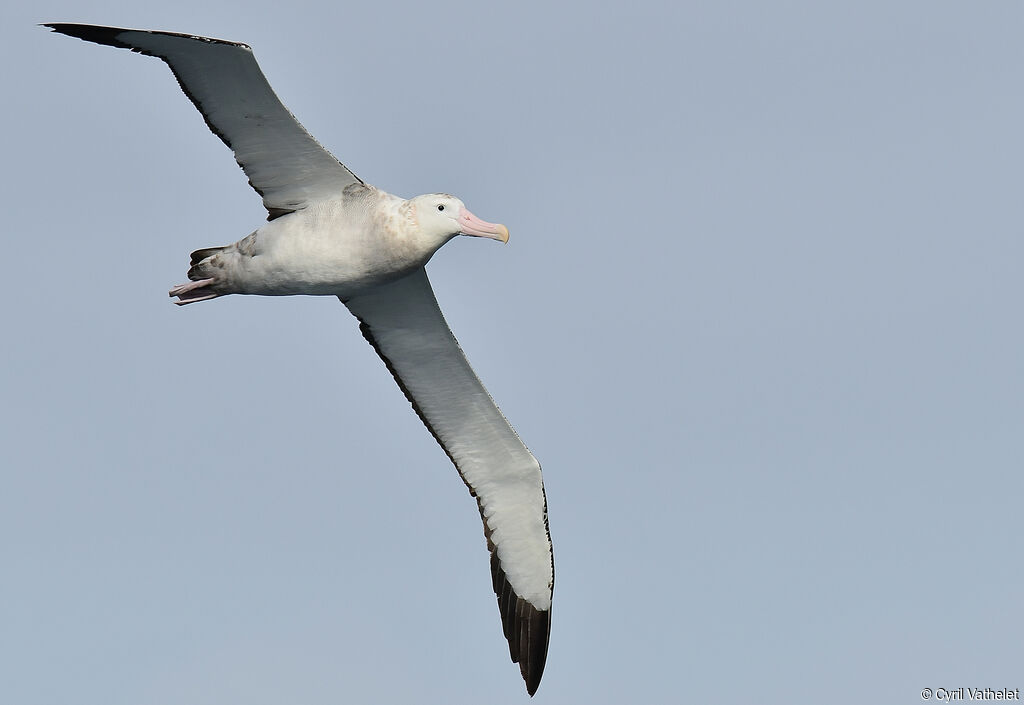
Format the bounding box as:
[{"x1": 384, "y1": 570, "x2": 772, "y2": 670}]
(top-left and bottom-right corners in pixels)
[
  {"x1": 44, "y1": 23, "x2": 362, "y2": 220},
  {"x1": 343, "y1": 268, "x2": 553, "y2": 695}
]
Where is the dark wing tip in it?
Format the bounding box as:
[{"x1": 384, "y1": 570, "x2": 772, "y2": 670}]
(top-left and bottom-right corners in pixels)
[
  {"x1": 491, "y1": 551, "x2": 551, "y2": 696},
  {"x1": 43, "y1": 23, "x2": 133, "y2": 48},
  {"x1": 42, "y1": 23, "x2": 251, "y2": 51}
]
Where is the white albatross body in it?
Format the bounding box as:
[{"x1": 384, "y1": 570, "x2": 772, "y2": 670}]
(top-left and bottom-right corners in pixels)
[{"x1": 46, "y1": 23, "x2": 553, "y2": 695}]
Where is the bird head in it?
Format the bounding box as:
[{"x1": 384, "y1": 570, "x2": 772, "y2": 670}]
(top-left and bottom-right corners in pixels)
[{"x1": 410, "y1": 193, "x2": 509, "y2": 248}]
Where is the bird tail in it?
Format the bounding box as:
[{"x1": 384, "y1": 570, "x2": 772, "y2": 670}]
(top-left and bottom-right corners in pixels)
[{"x1": 168, "y1": 246, "x2": 227, "y2": 305}]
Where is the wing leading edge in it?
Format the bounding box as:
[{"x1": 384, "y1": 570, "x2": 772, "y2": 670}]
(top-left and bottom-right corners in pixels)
[{"x1": 343, "y1": 268, "x2": 553, "y2": 695}]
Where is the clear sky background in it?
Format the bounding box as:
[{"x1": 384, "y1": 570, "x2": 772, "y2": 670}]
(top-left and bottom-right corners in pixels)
[{"x1": 3, "y1": 1, "x2": 1022, "y2": 703}]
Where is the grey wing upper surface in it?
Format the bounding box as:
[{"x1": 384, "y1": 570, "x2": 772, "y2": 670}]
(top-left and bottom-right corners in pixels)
[
  {"x1": 344, "y1": 268, "x2": 553, "y2": 695},
  {"x1": 44, "y1": 23, "x2": 361, "y2": 219}
]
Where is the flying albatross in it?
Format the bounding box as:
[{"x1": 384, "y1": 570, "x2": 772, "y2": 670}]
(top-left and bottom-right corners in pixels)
[{"x1": 45, "y1": 23, "x2": 553, "y2": 696}]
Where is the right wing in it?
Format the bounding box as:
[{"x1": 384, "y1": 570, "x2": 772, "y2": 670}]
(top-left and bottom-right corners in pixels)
[
  {"x1": 344, "y1": 268, "x2": 553, "y2": 696},
  {"x1": 45, "y1": 23, "x2": 362, "y2": 219}
]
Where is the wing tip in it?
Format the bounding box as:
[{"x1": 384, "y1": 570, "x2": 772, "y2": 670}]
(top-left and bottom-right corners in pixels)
[
  {"x1": 42, "y1": 23, "x2": 252, "y2": 51},
  {"x1": 42, "y1": 23, "x2": 132, "y2": 49},
  {"x1": 491, "y1": 552, "x2": 552, "y2": 696},
  {"x1": 522, "y1": 606, "x2": 551, "y2": 696}
]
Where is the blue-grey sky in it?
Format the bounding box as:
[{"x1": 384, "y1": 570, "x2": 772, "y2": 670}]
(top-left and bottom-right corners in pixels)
[{"x1": 3, "y1": 1, "x2": 1022, "y2": 703}]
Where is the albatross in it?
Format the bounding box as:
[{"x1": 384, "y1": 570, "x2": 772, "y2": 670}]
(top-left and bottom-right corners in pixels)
[{"x1": 45, "y1": 23, "x2": 553, "y2": 696}]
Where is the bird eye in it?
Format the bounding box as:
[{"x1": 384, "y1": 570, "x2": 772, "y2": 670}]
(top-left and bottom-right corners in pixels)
[{"x1": 437, "y1": 204, "x2": 445, "y2": 211}]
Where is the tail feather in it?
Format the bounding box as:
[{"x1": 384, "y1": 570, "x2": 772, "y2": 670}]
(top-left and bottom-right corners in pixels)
[{"x1": 190, "y1": 246, "x2": 226, "y2": 266}]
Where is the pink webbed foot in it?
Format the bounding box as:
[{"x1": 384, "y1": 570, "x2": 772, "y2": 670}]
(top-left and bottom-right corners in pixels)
[{"x1": 169, "y1": 278, "x2": 219, "y2": 305}]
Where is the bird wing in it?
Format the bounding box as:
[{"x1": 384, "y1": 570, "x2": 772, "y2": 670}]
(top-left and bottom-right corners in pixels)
[
  {"x1": 45, "y1": 23, "x2": 361, "y2": 220},
  {"x1": 343, "y1": 267, "x2": 553, "y2": 695}
]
